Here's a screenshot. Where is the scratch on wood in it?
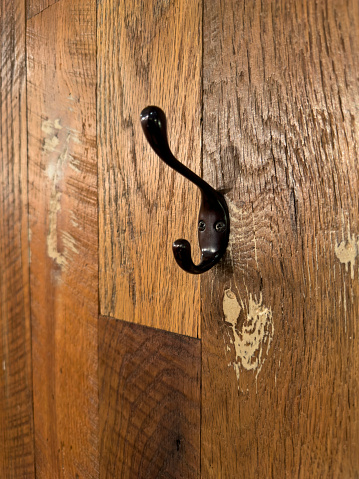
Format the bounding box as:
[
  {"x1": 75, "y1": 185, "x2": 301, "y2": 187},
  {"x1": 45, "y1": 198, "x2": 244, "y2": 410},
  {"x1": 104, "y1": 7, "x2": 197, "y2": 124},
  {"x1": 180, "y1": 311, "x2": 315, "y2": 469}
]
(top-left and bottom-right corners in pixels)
[
  {"x1": 253, "y1": 215, "x2": 258, "y2": 268},
  {"x1": 223, "y1": 289, "x2": 274, "y2": 390},
  {"x1": 343, "y1": 280, "x2": 347, "y2": 333},
  {"x1": 226, "y1": 199, "x2": 243, "y2": 268},
  {"x1": 62, "y1": 231, "x2": 79, "y2": 255}
]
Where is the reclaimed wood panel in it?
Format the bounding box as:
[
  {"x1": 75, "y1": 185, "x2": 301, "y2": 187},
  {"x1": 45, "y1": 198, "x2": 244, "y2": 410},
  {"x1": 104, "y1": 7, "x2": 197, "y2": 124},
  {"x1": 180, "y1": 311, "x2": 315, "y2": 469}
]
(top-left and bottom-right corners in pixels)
[
  {"x1": 98, "y1": 0, "x2": 202, "y2": 337},
  {"x1": 0, "y1": 0, "x2": 35, "y2": 477},
  {"x1": 27, "y1": 1, "x2": 99, "y2": 477},
  {"x1": 201, "y1": 0, "x2": 359, "y2": 477},
  {"x1": 99, "y1": 316, "x2": 201, "y2": 478}
]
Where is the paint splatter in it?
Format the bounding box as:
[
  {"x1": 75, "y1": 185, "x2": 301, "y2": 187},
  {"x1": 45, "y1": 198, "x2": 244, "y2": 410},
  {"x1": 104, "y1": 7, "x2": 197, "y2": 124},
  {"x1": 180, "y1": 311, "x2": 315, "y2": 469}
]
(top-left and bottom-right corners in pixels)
[
  {"x1": 42, "y1": 118, "x2": 62, "y2": 153},
  {"x1": 223, "y1": 289, "x2": 274, "y2": 387},
  {"x1": 47, "y1": 189, "x2": 66, "y2": 268},
  {"x1": 335, "y1": 231, "x2": 359, "y2": 280},
  {"x1": 42, "y1": 119, "x2": 79, "y2": 270}
]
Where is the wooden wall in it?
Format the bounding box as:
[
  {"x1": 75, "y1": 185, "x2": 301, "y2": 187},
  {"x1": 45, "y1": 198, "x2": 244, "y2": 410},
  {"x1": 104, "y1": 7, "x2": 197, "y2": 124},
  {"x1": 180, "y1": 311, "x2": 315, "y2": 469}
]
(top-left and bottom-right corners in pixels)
[
  {"x1": 201, "y1": 0, "x2": 359, "y2": 476},
  {"x1": 0, "y1": 0, "x2": 358, "y2": 478}
]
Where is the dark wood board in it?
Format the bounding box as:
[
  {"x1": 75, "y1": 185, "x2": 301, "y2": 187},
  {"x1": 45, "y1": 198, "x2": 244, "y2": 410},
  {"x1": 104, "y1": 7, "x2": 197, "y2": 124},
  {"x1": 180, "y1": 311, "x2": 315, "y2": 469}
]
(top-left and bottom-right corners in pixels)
[
  {"x1": 0, "y1": 0, "x2": 35, "y2": 477},
  {"x1": 99, "y1": 316, "x2": 201, "y2": 478},
  {"x1": 27, "y1": 1, "x2": 99, "y2": 477},
  {"x1": 201, "y1": 0, "x2": 359, "y2": 477}
]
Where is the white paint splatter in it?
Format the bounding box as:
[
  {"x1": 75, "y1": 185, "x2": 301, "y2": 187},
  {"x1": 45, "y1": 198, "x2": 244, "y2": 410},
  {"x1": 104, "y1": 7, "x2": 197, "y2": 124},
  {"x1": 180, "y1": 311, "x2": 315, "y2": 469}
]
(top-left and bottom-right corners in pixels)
[
  {"x1": 223, "y1": 289, "x2": 274, "y2": 389},
  {"x1": 42, "y1": 119, "x2": 80, "y2": 270},
  {"x1": 43, "y1": 135, "x2": 60, "y2": 153},
  {"x1": 42, "y1": 118, "x2": 62, "y2": 153},
  {"x1": 41, "y1": 118, "x2": 62, "y2": 135},
  {"x1": 47, "y1": 189, "x2": 66, "y2": 268},
  {"x1": 335, "y1": 230, "x2": 358, "y2": 280}
]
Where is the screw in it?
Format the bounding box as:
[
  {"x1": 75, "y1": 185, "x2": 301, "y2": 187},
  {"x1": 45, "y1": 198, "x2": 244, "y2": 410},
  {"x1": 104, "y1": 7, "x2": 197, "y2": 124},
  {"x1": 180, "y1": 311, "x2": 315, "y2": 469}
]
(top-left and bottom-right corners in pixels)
[
  {"x1": 215, "y1": 221, "x2": 226, "y2": 232},
  {"x1": 198, "y1": 220, "x2": 206, "y2": 231}
]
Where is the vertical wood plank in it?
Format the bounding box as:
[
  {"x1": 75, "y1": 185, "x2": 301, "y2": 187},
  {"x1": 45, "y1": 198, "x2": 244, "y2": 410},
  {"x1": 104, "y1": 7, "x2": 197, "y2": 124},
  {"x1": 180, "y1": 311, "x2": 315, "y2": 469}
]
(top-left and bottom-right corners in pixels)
[
  {"x1": 98, "y1": 0, "x2": 202, "y2": 337},
  {"x1": 0, "y1": 0, "x2": 35, "y2": 477},
  {"x1": 27, "y1": 1, "x2": 99, "y2": 477},
  {"x1": 202, "y1": 0, "x2": 359, "y2": 477},
  {"x1": 99, "y1": 316, "x2": 201, "y2": 478}
]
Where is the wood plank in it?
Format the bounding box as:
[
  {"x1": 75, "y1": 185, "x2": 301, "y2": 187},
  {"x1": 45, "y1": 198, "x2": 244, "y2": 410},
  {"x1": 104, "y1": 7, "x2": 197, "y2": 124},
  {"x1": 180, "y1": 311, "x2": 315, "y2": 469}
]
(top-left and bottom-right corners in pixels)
[
  {"x1": 99, "y1": 316, "x2": 201, "y2": 478},
  {"x1": 26, "y1": 0, "x2": 60, "y2": 19},
  {"x1": 0, "y1": 1, "x2": 35, "y2": 477},
  {"x1": 98, "y1": 0, "x2": 202, "y2": 337},
  {"x1": 27, "y1": 1, "x2": 98, "y2": 477},
  {"x1": 201, "y1": 0, "x2": 359, "y2": 477}
]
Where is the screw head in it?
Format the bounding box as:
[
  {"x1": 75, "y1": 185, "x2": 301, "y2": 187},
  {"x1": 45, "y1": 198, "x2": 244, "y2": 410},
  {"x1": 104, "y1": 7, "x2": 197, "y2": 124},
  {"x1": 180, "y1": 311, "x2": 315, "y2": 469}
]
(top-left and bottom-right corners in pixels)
[
  {"x1": 215, "y1": 221, "x2": 226, "y2": 232},
  {"x1": 198, "y1": 220, "x2": 206, "y2": 231}
]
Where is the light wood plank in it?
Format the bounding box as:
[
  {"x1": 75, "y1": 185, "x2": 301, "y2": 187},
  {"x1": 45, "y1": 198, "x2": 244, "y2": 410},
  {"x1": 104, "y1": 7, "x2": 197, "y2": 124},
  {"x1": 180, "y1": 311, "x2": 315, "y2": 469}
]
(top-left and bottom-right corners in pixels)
[
  {"x1": 27, "y1": 1, "x2": 99, "y2": 476},
  {"x1": 201, "y1": 0, "x2": 359, "y2": 477},
  {"x1": 99, "y1": 316, "x2": 201, "y2": 478},
  {"x1": 98, "y1": 0, "x2": 202, "y2": 337},
  {"x1": 0, "y1": 0, "x2": 35, "y2": 476}
]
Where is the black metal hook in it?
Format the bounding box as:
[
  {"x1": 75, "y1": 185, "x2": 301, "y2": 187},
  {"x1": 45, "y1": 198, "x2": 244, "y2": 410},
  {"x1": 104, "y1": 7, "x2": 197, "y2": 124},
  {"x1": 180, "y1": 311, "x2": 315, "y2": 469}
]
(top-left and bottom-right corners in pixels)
[{"x1": 140, "y1": 106, "x2": 229, "y2": 274}]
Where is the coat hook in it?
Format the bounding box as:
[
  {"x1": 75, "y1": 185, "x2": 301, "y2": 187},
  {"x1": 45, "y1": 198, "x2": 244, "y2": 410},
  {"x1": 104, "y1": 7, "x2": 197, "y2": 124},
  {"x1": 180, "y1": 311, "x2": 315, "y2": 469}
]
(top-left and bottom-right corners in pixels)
[{"x1": 140, "y1": 106, "x2": 230, "y2": 274}]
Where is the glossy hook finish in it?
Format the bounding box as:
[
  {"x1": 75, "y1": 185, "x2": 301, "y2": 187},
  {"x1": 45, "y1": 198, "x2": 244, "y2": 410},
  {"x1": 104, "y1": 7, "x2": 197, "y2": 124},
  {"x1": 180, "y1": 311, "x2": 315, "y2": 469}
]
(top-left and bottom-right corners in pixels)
[{"x1": 140, "y1": 106, "x2": 229, "y2": 274}]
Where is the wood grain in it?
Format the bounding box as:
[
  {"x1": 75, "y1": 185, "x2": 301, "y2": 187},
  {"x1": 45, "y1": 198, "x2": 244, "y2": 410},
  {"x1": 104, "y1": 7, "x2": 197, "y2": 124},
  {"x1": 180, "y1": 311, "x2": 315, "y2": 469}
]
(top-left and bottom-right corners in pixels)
[
  {"x1": 27, "y1": 1, "x2": 99, "y2": 477},
  {"x1": 0, "y1": 0, "x2": 35, "y2": 477},
  {"x1": 99, "y1": 315, "x2": 201, "y2": 478},
  {"x1": 26, "y1": 0, "x2": 60, "y2": 19},
  {"x1": 201, "y1": 0, "x2": 359, "y2": 477},
  {"x1": 98, "y1": 0, "x2": 202, "y2": 337}
]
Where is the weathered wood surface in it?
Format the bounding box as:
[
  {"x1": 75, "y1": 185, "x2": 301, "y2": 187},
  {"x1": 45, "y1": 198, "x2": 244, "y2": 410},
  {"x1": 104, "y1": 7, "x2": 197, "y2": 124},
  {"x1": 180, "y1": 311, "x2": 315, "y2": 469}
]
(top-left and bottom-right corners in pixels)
[
  {"x1": 27, "y1": 1, "x2": 99, "y2": 477},
  {"x1": 201, "y1": 0, "x2": 359, "y2": 477},
  {"x1": 0, "y1": 0, "x2": 35, "y2": 477},
  {"x1": 26, "y1": 0, "x2": 60, "y2": 19},
  {"x1": 98, "y1": 0, "x2": 202, "y2": 337},
  {"x1": 99, "y1": 316, "x2": 201, "y2": 478}
]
